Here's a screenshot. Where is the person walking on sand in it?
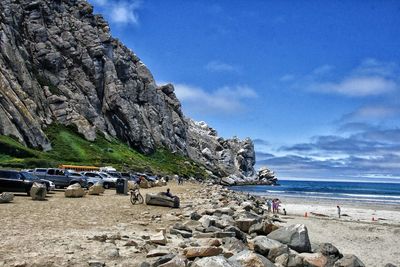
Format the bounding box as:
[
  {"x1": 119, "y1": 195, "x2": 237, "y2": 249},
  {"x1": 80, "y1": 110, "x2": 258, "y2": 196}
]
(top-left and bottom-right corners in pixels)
[
  {"x1": 337, "y1": 205, "x2": 341, "y2": 218},
  {"x1": 266, "y1": 199, "x2": 272, "y2": 213}
]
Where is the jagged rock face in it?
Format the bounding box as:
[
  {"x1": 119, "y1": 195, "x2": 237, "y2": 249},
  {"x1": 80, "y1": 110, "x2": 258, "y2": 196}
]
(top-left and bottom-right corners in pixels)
[
  {"x1": 187, "y1": 120, "x2": 256, "y2": 178},
  {"x1": 0, "y1": 0, "x2": 255, "y2": 177}
]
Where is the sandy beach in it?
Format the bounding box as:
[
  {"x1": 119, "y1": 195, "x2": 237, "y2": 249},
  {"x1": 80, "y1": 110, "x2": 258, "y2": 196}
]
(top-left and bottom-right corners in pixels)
[
  {"x1": 0, "y1": 182, "x2": 399, "y2": 266},
  {"x1": 276, "y1": 198, "x2": 400, "y2": 266}
]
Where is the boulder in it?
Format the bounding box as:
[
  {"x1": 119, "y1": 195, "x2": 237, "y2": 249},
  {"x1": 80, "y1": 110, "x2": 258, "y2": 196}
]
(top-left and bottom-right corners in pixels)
[
  {"x1": 150, "y1": 231, "x2": 167, "y2": 245},
  {"x1": 235, "y1": 218, "x2": 258, "y2": 233},
  {"x1": 64, "y1": 183, "x2": 85, "y2": 198},
  {"x1": 140, "y1": 179, "x2": 152, "y2": 189},
  {"x1": 158, "y1": 255, "x2": 188, "y2": 267},
  {"x1": 88, "y1": 183, "x2": 105, "y2": 195},
  {"x1": 215, "y1": 215, "x2": 235, "y2": 229},
  {"x1": 225, "y1": 226, "x2": 247, "y2": 243},
  {"x1": 190, "y1": 211, "x2": 202, "y2": 220},
  {"x1": 0, "y1": 192, "x2": 14, "y2": 203},
  {"x1": 267, "y1": 224, "x2": 311, "y2": 253},
  {"x1": 183, "y1": 246, "x2": 223, "y2": 258},
  {"x1": 228, "y1": 250, "x2": 276, "y2": 267},
  {"x1": 152, "y1": 254, "x2": 175, "y2": 266},
  {"x1": 221, "y1": 237, "x2": 247, "y2": 254},
  {"x1": 192, "y1": 256, "x2": 240, "y2": 267},
  {"x1": 316, "y1": 243, "x2": 342, "y2": 266},
  {"x1": 300, "y1": 253, "x2": 328, "y2": 267},
  {"x1": 334, "y1": 255, "x2": 365, "y2": 267},
  {"x1": 199, "y1": 215, "x2": 218, "y2": 228},
  {"x1": 275, "y1": 253, "x2": 304, "y2": 267},
  {"x1": 146, "y1": 193, "x2": 180, "y2": 208},
  {"x1": 249, "y1": 221, "x2": 279, "y2": 235},
  {"x1": 253, "y1": 236, "x2": 287, "y2": 258},
  {"x1": 30, "y1": 182, "x2": 47, "y2": 200},
  {"x1": 241, "y1": 201, "x2": 254, "y2": 211},
  {"x1": 170, "y1": 228, "x2": 192, "y2": 238},
  {"x1": 173, "y1": 223, "x2": 192, "y2": 232},
  {"x1": 147, "y1": 248, "x2": 170, "y2": 258}
]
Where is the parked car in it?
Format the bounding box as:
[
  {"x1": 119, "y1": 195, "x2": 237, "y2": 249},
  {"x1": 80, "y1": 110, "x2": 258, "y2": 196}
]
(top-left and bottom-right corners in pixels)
[
  {"x1": 34, "y1": 168, "x2": 88, "y2": 188},
  {"x1": 135, "y1": 173, "x2": 157, "y2": 182},
  {"x1": 80, "y1": 172, "x2": 104, "y2": 188},
  {"x1": 97, "y1": 172, "x2": 118, "y2": 189},
  {"x1": 0, "y1": 170, "x2": 48, "y2": 195},
  {"x1": 21, "y1": 169, "x2": 55, "y2": 191}
]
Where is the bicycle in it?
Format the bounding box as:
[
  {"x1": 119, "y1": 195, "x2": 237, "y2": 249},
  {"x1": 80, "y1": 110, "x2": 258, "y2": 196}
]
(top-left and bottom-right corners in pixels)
[{"x1": 130, "y1": 188, "x2": 144, "y2": 205}]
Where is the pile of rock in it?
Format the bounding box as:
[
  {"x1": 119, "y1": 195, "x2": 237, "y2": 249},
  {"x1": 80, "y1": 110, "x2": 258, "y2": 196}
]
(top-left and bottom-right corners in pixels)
[
  {"x1": 220, "y1": 166, "x2": 278, "y2": 186},
  {"x1": 131, "y1": 185, "x2": 378, "y2": 267}
]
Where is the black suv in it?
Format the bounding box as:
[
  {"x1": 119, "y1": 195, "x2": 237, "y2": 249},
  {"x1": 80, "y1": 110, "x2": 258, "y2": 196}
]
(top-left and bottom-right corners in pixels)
[{"x1": 0, "y1": 170, "x2": 48, "y2": 196}]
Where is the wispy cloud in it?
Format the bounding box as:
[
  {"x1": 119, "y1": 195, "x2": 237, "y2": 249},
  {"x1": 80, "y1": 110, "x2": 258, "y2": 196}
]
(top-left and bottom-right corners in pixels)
[
  {"x1": 172, "y1": 83, "x2": 257, "y2": 114},
  {"x1": 205, "y1": 60, "x2": 240, "y2": 73},
  {"x1": 253, "y1": 138, "x2": 269, "y2": 146},
  {"x1": 90, "y1": 0, "x2": 141, "y2": 26},
  {"x1": 340, "y1": 105, "x2": 400, "y2": 122},
  {"x1": 291, "y1": 59, "x2": 400, "y2": 97},
  {"x1": 309, "y1": 76, "x2": 397, "y2": 96}
]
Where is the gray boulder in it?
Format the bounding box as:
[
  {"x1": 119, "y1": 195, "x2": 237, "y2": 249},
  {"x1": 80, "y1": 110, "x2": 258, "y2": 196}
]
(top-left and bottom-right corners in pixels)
[
  {"x1": 158, "y1": 255, "x2": 188, "y2": 267},
  {"x1": 334, "y1": 255, "x2": 365, "y2": 267},
  {"x1": 30, "y1": 182, "x2": 47, "y2": 200},
  {"x1": 0, "y1": 192, "x2": 14, "y2": 203},
  {"x1": 64, "y1": 183, "x2": 85, "y2": 198},
  {"x1": 192, "y1": 256, "x2": 240, "y2": 267},
  {"x1": 253, "y1": 236, "x2": 287, "y2": 257},
  {"x1": 267, "y1": 224, "x2": 311, "y2": 253},
  {"x1": 228, "y1": 250, "x2": 276, "y2": 267},
  {"x1": 236, "y1": 218, "x2": 258, "y2": 233}
]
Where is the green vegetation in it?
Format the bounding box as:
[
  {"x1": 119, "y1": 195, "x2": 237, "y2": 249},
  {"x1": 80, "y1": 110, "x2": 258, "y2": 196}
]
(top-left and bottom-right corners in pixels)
[{"x1": 0, "y1": 124, "x2": 208, "y2": 178}]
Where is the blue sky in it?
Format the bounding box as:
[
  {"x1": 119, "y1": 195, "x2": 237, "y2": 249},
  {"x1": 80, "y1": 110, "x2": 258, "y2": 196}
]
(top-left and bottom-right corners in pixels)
[{"x1": 89, "y1": 0, "x2": 400, "y2": 182}]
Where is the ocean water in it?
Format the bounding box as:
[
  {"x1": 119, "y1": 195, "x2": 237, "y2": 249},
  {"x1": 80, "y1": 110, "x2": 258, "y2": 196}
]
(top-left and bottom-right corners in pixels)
[{"x1": 230, "y1": 180, "x2": 400, "y2": 205}]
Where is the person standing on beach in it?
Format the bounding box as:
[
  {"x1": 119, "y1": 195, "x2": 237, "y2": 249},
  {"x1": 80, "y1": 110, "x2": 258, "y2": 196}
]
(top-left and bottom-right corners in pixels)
[
  {"x1": 266, "y1": 199, "x2": 272, "y2": 213},
  {"x1": 337, "y1": 205, "x2": 341, "y2": 218}
]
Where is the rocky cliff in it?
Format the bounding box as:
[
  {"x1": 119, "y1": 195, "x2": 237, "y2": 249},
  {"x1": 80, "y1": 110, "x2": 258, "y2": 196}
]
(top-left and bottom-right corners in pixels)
[{"x1": 0, "y1": 0, "x2": 255, "y2": 179}]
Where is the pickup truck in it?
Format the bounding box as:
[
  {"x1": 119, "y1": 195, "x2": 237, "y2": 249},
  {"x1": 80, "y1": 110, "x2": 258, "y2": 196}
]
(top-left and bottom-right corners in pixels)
[
  {"x1": 33, "y1": 168, "x2": 87, "y2": 188},
  {"x1": 0, "y1": 170, "x2": 49, "y2": 195},
  {"x1": 80, "y1": 172, "x2": 104, "y2": 188}
]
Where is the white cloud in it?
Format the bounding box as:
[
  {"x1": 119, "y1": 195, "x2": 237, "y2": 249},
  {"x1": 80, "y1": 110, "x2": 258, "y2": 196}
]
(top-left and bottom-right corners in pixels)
[
  {"x1": 172, "y1": 83, "x2": 257, "y2": 114},
  {"x1": 309, "y1": 76, "x2": 397, "y2": 96},
  {"x1": 90, "y1": 0, "x2": 141, "y2": 26},
  {"x1": 301, "y1": 59, "x2": 400, "y2": 97},
  {"x1": 205, "y1": 61, "x2": 239, "y2": 73},
  {"x1": 280, "y1": 74, "x2": 295, "y2": 82},
  {"x1": 342, "y1": 106, "x2": 399, "y2": 121}
]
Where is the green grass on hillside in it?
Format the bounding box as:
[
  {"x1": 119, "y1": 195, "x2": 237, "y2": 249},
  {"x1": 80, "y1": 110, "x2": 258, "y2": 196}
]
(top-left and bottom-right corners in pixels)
[{"x1": 0, "y1": 124, "x2": 208, "y2": 178}]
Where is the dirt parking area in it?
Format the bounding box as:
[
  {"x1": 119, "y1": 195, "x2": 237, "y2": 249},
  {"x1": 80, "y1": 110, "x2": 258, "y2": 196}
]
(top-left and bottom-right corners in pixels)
[{"x1": 0, "y1": 182, "x2": 200, "y2": 267}]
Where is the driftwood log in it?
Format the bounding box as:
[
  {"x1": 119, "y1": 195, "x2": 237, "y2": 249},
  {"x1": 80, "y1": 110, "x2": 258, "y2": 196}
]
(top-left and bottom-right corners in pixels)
[{"x1": 145, "y1": 193, "x2": 180, "y2": 208}]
